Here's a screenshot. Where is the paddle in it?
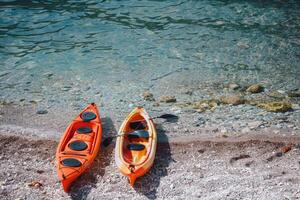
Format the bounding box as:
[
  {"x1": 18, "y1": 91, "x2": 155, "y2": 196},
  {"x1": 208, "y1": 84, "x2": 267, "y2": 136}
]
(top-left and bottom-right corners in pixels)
[
  {"x1": 151, "y1": 113, "x2": 178, "y2": 120},
  {"x1": 102, "y1": 113, "x2": 178, "y2": 147}
]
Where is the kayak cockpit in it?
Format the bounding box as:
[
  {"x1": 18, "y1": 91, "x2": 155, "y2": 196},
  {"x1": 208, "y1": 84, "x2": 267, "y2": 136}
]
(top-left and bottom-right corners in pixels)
[{"x1": 121, "y1": 113, "x2": 152, "y2": 165}]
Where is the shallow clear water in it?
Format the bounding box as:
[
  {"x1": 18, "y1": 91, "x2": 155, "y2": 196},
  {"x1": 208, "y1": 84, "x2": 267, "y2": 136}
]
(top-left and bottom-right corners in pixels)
[{"x1": 1, "y1": 0, "x2": 300, "y2": 109}]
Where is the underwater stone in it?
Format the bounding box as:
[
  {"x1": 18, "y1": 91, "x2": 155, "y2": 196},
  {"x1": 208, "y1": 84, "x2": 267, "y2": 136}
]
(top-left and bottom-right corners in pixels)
[
  {"x1": 36, "y1": 109, "x2": 48, "y2": 114},
  {"x1": 193, "y1": 103, "x2": 210, "y2": 113},
  {"x1": 246, "y1": 84, "x2": 264, "y2": 93},
  {"x1": 43, "y1": 72, "x2": 53, "y2": 78},
  {"x1": 228, "y1": 83, "x2": 240, "y2": 90},
  {"x1": 159, "y1": 96, "x2": 176, "y2": 103},
  {"x1": 183, "y1": 89, "x2": 193, "y2": 95},
  {"x1": 258, "y1": 102, "x2": 292, "y2": 112},
  {"x1": 142, "y1": 91, "x2": 155, "y2": 101},
  {"x1": 61, "y1": 86, "x2": 72, "y2": 91},
  {"x1": 0, "y1": 100, "x2": 13, "y2": 106},
  {"x1": 287, "y1": 91, "x2": 300, "y2": 97},
  {"x1": 220, "y1": 95, "x2": 245, "y2": 105},
  {"x1": 153, "y1": 102, "x2": 160, "y2": 107},
  {"x1": 191, "y1": 99, "x2": 218, "y2": 112},
  {"x1": 215, "y1": 20, "x2": 225, "y2": 25},
  {"x1": 237, "y1": 42, "x2": 250, "y2": 49},
  {"x1": 267, "y1": 91, "x2": 285, "y2": 99}
]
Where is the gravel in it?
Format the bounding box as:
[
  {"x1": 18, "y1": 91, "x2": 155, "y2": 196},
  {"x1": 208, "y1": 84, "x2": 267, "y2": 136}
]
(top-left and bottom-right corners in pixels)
[{"x1": 1, "y1": 134, "x2": 300, "y2": 200}]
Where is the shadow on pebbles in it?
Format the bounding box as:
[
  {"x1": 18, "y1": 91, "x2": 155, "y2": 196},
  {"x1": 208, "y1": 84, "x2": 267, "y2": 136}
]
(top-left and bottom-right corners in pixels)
[{"x1": 0, "y1": 134, "x2": 300, "y2": 200}]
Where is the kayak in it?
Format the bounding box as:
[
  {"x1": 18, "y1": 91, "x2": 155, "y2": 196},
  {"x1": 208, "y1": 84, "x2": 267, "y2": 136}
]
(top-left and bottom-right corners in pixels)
[
  {"x1": 56, "y1": 103, "x2": 102, "y2": 192},
  {"x1": 115, "y1": 107, "x2": 157, "y2": 186}
]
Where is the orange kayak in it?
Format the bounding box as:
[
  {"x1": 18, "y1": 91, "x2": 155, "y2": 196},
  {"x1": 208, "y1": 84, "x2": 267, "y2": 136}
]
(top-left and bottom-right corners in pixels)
[
  {"x1": 56, "y1": 103, "x2": 102, "y2": 192},
  {"x1": 115, "y1": 107, "x2": 157, "y2": 186}
]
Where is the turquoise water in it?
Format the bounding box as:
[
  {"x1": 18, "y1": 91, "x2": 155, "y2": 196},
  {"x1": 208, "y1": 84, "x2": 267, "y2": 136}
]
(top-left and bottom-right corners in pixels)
[{"x1": 0, "y1": 0, "x2": 300, "y2": 109}]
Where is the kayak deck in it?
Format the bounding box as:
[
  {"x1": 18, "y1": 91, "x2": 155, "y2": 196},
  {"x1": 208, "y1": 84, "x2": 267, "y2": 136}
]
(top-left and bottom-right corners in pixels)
[
  {"x1": 122, "y1": 117, "x2": 150, "y2": 166},
  {"x1": 115, "y1": 107, "x2": 157, "y2": 186},
  {"x1": 56, "y1": 103, "x2": 102, "y2": 192}
]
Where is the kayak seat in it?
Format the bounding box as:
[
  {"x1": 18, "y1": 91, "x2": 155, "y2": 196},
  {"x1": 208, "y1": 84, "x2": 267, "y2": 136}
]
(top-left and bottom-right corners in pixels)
[
  {"x1": 81, "y1": 112, "x2": 96, "y2": 122},
  {"x1": 127, "y1": 143, "x2": 145, "y2": 151},
  {"x1": 76, "y1": 127, "x2": 93, "y2": 134},
  {"x1": 61, "y1": 158, "x2": 82, "y2": 167},
  {"x1": 69, "y1": 141, "x2": 88, "y2": 151},
  {"x1": 127, "y1": 130, "x2": 149, "y2": 139},
  {"x1": 129, "y1": 121, "x2": 146, "y2": 130}
]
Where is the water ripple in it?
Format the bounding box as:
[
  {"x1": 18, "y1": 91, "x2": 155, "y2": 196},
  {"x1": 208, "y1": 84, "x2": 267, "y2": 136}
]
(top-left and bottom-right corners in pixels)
[{"x1": 0, "y1": 0, "x2": 299, "y2": 107}]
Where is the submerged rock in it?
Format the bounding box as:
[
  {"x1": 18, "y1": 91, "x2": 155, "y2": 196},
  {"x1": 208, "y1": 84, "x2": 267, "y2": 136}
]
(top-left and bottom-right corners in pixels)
[
  {"x1": 287, "y1": 91, "x2": 300, "y2": 97},
  {"x1": 246, "y1": 84, "x2": 264, "y2": 93},
  {"x1": 191, "y1": 99, "x2": 218, "y2": 112},
  {"x1": 220, "y1": 95, "x2": 245, "y2": 105},
  {"x1": 153, "y1": 102, "x2": 160, "y2": 107},
  {"x1": 193, "y1": 102, "x2": 210, "y2": 113},
  {"x1": 176, "y1": 102, "x2": 192, "y2": 108},
  {"x1": 215, "y1": 20, "x2": 225, "y2": 25},
  {"x1": 61, "y1": 86, "x2": 72, "y2": 91},
  {"x1": 228, "y1": 83, "x2": 240, "y2": 90},
  {"x1": 182, "y1": 89, "x2": 193, "y2": 95},
  {"x1": 30, "y1": 99, "x2": 43, "y2": 104},
  {"x1": 267, "y1": 91, "x2": 285, "y2": 99},
  {"x1": 292, "y1": 103, "x2": 300, "y2": 110},
  {"x1": 43, "y1": 72, "x2": 54, "y2": 78},
  {"x1": 258, "y1": 101, "x2": 292, "y2": 112},
  {"x1": 237, "y1": 41, "x2": 250, "y2": 49},
  {"x1": 160, "y1": 96, "x2": 176, "y2": 103},
  {"x1": 36, "y1": 109, "x2": 48, "y2": 114},
  {"x1": 0, "y1": 100, "x2": 13, "y2": 106},
  {"x1": 142, "y1": 91, "x2": 155, "y2": 101}
]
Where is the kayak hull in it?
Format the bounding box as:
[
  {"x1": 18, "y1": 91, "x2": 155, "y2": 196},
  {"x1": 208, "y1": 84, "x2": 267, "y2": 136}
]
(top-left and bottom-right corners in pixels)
[
  {"x1": 115, "y1": 107, "x2": 157, "y2": 186},
  {"x1": 56, "y1": 103, "x2": 102, "y2": 192}
]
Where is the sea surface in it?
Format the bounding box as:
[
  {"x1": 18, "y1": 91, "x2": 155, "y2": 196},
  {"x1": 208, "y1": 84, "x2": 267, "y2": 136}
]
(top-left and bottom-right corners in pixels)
[{"x1": 0, "y1": 0, "x2": 300, "y2": 110}]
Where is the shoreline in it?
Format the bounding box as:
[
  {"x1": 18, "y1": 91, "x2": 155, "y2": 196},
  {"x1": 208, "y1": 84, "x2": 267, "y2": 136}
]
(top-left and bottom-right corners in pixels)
[{"x1": 0, "y1": 101, "x2": 299, "y2": 140}]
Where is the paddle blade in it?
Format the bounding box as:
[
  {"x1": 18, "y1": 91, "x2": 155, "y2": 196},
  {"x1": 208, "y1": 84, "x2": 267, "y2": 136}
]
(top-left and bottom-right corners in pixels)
[{"x1": 158, "y1": 114, "x2": 178, "y2": 119}]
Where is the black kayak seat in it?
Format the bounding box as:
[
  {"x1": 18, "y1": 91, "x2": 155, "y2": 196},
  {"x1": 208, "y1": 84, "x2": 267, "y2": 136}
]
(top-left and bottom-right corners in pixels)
[
  {"x1": 127, "y1": 143, "x2": 145, "y2": 151},
  {"x1": 81, "y1": 112, "x2": 96, "y2": 122},
  {"x1": 61, "y1": 158, "x2": 82, "y2": 167},
  {"x1": 127, "y1": 130, "x2": 149, "y2": 139},
  {"x1": 129, "y1": 121, "x2": 146, "y2": 130},
  {"x1": 76, "y1": 126, "x2": 93, "y2": 134},
  {"x1": 69, "y1": 141, "x2": 88, "y2": 151}
]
